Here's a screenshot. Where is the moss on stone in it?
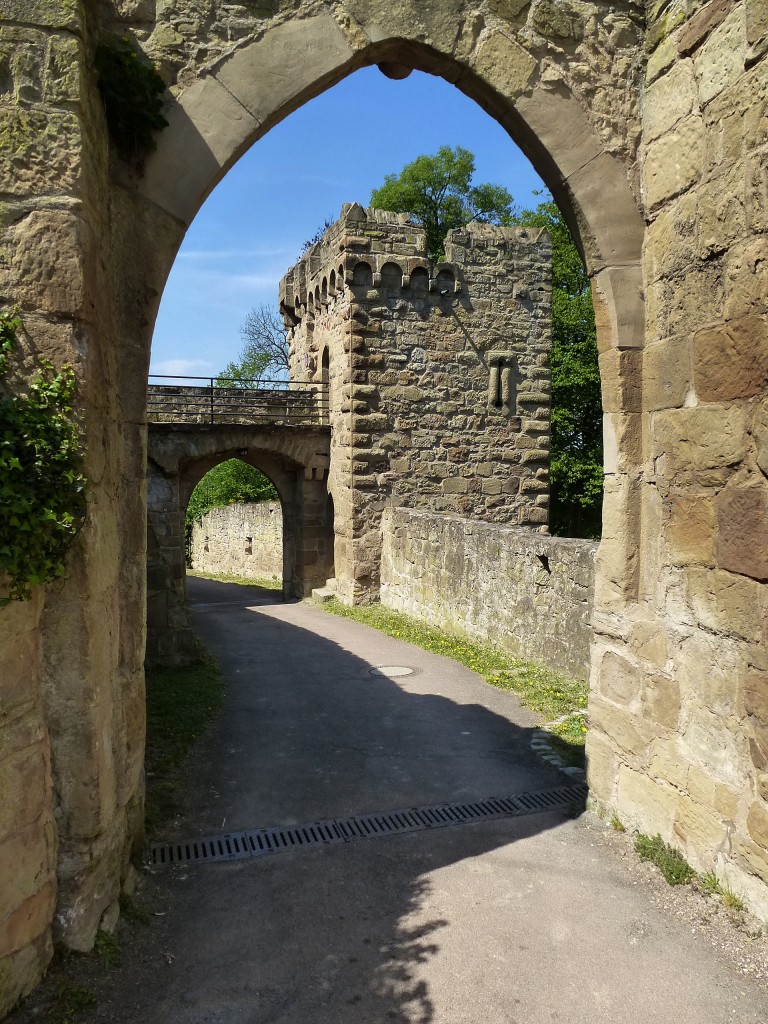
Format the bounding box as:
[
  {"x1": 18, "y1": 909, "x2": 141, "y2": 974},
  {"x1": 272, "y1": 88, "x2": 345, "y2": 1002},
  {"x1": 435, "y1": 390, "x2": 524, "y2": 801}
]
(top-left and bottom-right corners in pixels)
[{"x1": 646, "y1": 4, "x2": 687, "y2": 51}]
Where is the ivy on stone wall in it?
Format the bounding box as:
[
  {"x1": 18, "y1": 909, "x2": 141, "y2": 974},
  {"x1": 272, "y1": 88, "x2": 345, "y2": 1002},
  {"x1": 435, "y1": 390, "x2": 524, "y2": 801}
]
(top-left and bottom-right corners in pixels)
[
  {"x1": 95, "y1": 39, "x2": 168, "y2": 167},
  {"x1": 0, "y1": 310, "x2": 87, "y2": 606}
]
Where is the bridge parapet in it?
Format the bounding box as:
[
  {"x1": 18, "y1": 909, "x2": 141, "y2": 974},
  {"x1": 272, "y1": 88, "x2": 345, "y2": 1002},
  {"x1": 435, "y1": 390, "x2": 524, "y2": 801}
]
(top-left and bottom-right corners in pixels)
[{"x1": 147, "y1": 376, "x2": 329, "y2": 426}]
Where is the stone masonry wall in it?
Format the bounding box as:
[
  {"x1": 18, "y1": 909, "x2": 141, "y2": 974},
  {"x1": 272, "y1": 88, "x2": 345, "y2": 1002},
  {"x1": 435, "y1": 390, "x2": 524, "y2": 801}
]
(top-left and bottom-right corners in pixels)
[
  {"x1": 1, "y1": 0, "x2": 149, "y2": 1012},
  {"x1": 3, "y1": 0, "x2": 768, "y2": 1013},
  {"x1": 146, "y1": 383, "x2": 325, "y2": 426},
  {"x1": 280, "y1": 205, "x2": 552, "y2": 603},
  {"x1": 145, "y1": 424, "x2": 333, "y2": 665},
  {"x1": 381, "y1": 508, "x2": 596, "y2": 680},
  {"x1": 190, "y1": 502, "x2": 283, "y2": 581},
  {"x1": 587, "y1": 0, "x2": 768, "y2": 917},
  {"x1": 146, "y1": 458, "x2": 201, "y2": 669},
  {"x1": 0, "y1": 594, "x2": 55, "y2": 1010}
]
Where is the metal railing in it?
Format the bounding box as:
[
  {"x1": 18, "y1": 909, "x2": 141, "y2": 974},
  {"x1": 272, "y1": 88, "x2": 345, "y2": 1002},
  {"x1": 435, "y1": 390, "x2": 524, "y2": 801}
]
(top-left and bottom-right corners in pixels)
[{"x1": 147, "y1": 375, "x2": 329, "y2": 426}]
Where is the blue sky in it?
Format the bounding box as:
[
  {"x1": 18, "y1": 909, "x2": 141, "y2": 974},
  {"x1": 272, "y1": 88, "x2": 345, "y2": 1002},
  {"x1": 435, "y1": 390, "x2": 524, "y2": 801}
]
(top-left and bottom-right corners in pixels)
[{"x1": 150, "y1": 66, "x2": 547, "y2": 378}]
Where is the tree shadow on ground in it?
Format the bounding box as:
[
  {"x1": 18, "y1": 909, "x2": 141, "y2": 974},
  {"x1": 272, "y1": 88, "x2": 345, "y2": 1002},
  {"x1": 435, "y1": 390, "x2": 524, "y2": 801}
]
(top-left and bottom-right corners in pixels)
[{"x1": 16, "y1": 577, "x2": 586, "y2": 1024}]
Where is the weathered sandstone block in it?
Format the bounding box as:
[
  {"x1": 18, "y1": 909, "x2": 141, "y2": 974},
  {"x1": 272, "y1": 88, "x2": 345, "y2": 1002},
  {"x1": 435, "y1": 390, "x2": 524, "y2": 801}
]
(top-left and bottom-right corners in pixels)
[
  {"x1": 694, "y1": 315, "x2": 768, "y2": 402},
  {"x1": 715, "y1": 475, "x2": 768, "y2": 580}
]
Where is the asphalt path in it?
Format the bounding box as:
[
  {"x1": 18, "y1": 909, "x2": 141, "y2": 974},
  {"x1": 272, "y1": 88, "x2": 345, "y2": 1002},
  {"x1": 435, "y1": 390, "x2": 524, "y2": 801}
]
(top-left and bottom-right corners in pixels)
[{"x1": 43, "y1": 577, "x2": 768, "y2": 1023}]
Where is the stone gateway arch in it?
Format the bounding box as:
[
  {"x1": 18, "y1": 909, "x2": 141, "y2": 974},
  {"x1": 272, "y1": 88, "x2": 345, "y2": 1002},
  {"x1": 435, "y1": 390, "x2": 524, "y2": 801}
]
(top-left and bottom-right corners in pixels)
[{"x1": 0, "y1": 0, "x2": 766, "y2": 1011}]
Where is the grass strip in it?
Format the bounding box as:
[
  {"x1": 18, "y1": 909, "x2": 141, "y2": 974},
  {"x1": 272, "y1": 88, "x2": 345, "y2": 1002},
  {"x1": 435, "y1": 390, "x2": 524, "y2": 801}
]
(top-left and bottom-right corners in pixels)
[
  {"x1": 698, "y1": 872, "x2": 747, "y2": 910},
  {"x1": 320, "y1": 598, "x2": 588, "y2": 766},
  {"x1": 144, "y1": 644, "x2": 224, "y2": 835},
  {"x1": 634, "y1": 834, "x2": 750, "y2": 913},
  {"x1": 187, "y1": 569, "x2": 282, "y2": 591},
  {"x1": 635, "y1": 833, "x2": 695, "y2": 886}
]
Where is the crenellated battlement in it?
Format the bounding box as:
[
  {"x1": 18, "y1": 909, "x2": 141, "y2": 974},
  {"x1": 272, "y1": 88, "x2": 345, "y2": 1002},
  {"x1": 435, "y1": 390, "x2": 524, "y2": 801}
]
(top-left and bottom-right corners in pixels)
[{"x1": 279, "y1": 205, "x2": 550, "y2": 323}]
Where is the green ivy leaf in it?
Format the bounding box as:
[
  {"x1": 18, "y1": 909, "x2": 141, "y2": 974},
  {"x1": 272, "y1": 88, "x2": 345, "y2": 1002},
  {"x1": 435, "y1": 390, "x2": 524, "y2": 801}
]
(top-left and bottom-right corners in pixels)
[{"x1": 0, "y1": 309, "x2": 87, "y2": 605}]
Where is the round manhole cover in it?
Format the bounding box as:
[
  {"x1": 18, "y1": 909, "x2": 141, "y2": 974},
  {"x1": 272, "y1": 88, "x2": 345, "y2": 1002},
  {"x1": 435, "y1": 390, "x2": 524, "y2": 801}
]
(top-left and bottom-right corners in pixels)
[{"x1": 369, "y1": 665, "x2": 415, "y2": 679}]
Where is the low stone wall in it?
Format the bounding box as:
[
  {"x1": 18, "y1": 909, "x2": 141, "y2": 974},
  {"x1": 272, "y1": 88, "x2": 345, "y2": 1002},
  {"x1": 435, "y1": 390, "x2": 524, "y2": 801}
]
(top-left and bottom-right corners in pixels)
[
  {"x1": 189, "y1": 502, "x2": 283, "y2": 581},
  {"x1": 380, "y1": 508, "x2": 596, "y2": 680}
]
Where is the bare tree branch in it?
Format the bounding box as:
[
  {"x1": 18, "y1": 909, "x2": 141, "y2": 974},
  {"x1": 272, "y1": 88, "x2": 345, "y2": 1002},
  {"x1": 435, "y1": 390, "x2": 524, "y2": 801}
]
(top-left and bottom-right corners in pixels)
[{"x1": 216, "y1": 304, "x2": 289, "y2": 387}]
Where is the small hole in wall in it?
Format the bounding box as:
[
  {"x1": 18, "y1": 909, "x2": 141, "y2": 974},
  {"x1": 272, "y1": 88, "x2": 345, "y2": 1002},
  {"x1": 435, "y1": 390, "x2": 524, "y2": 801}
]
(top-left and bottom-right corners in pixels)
[
  {"x1": 537, "y1": 553, "x2": 550, "y2": 573},
  {"x1": 436, "y1": 267, "x2": 455, "y2": 293},
  {"x1": 410, "y1": 267, "x2": 429, "y2": 296},
  {"x1": 245, "y1": 536, "x2": 253, "y2": 555},
  {"x1": 353, "y1": 261, "x2": 372, "y2": 286},
  {"x1": 203, "y1": 536, "x2": 209, "y2": 552}
]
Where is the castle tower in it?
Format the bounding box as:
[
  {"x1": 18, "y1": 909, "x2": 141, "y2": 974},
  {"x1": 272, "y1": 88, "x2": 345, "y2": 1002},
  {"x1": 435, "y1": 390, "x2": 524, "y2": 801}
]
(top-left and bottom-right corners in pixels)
[{"x1": 279, "y1": 204, "x2": 552, "y2": 603}]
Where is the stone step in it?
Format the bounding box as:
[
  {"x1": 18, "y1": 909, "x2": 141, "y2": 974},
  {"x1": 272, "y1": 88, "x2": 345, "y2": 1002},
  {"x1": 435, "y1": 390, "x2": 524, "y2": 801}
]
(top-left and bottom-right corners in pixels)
[{"x1": 312, "y1": 577, "x2": 337, "y2": 602}]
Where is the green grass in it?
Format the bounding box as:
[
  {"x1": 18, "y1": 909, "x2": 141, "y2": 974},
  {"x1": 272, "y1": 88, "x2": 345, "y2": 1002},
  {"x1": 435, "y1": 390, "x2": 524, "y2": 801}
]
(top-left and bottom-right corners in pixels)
[
  {"x1": 53, "y1": 981, "x2": 97, "y2": 1023},
  {"x1": 144, "y1": 645, "x2": 224, "y2": 835},
  {"x1": 187, "y1": 569, "x2": 282, "y2": 591},
  {"x1": 722, "y1": 889, "x2": 747, "y2": 912},
  {"x1": 320, "y1": 599, "x2": 588, "y2": 766},
  {"x1": 635, "y1": 833, "x2": 696, "y2": 886},
  {"x1": 699, "y1": 871, "x2": 722, "y2": 896},
  {"x1": 698, "y1": 872, "x2": 746, "y2": 911},
  {"x1": 92, "y1": 932, "x2": 120, "y2": 970},
  {"x1": 637, "y1": 838, "x2": 752, "y2": 911}
]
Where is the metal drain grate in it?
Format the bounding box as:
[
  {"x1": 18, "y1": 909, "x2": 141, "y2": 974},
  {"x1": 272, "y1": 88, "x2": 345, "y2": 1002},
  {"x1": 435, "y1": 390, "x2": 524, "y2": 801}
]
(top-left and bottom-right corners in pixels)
[{"x1": 149, "y1": 783, "x2": 587, "y2": 867}]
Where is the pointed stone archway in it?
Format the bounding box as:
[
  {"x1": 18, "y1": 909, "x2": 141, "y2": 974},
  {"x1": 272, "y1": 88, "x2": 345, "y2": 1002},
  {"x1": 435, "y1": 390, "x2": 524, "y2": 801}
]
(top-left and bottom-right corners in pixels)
[{"x1": 3, "y1": 1, "x2": 767, "y2": 1011}]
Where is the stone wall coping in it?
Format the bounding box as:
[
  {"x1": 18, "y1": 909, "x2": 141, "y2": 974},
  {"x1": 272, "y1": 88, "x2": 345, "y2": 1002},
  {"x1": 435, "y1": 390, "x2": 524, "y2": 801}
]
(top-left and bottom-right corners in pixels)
[{"x1": 385, "y1": 507, "x2": 598, "y2": 556}]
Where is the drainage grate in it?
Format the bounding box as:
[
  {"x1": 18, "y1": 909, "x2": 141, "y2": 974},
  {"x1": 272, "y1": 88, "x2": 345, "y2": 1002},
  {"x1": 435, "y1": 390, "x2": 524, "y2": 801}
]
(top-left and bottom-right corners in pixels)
[{"x1": 149, "y1": 783, "x2": 587, "y2": 867}]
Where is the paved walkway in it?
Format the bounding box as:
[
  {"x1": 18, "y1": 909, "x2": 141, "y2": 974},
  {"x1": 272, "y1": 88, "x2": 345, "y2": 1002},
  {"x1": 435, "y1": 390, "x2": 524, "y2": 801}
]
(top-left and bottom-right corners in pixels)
[{"x1": 60, "y1": 579, "x2": 768, "y2": 1022}]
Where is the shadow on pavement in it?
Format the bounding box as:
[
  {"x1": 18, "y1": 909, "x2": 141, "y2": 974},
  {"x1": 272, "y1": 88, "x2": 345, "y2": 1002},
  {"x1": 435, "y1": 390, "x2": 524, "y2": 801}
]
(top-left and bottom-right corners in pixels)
[
  {"x1": 27, "y1": 577, "x2": 585, "y2": 1024},
  {"x1": 130, "y1": 577, "x2": 584, "y2": 1023},
  {"x1": 13, "y1": 578, "x2": 767, "y2": 1024}
]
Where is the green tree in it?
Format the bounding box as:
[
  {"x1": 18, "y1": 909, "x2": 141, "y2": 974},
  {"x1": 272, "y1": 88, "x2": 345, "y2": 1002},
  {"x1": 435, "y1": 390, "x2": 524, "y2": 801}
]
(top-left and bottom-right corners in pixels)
[
  {"x1": 518, "y1": 199, "x2": 602, "y2": 538},
  {"x1": 185, "y1": 459, "x2": 278, "y2": 526},
  {"x1": 369, "y1": 145, "x2": 516, "y2": 261},
  {"x1": 216, "y1": 305, "x2": 289, "y2": 387}
]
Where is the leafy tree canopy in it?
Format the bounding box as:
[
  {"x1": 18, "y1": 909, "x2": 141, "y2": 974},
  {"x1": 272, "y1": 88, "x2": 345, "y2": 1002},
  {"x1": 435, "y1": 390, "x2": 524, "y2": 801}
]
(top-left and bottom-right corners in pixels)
[
  {"x1": 186, "y1": 459, "x2": 278, "y2": 526},
  {"x1": 216, "y1": 305, "x2": 289, "y2": 388},
  {"x1": 517, "y1": 198, "x2": 602, "y2": 538},
  {"x1": 369, "y1": 145, "x2": 516, "y2": 261}
]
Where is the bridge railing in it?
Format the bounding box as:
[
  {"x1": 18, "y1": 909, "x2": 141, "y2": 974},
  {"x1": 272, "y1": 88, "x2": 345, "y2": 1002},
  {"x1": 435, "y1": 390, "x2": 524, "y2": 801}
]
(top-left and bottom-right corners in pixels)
[{"x1": 147, "y1": 376, "x2": 329, "y2": 426}]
